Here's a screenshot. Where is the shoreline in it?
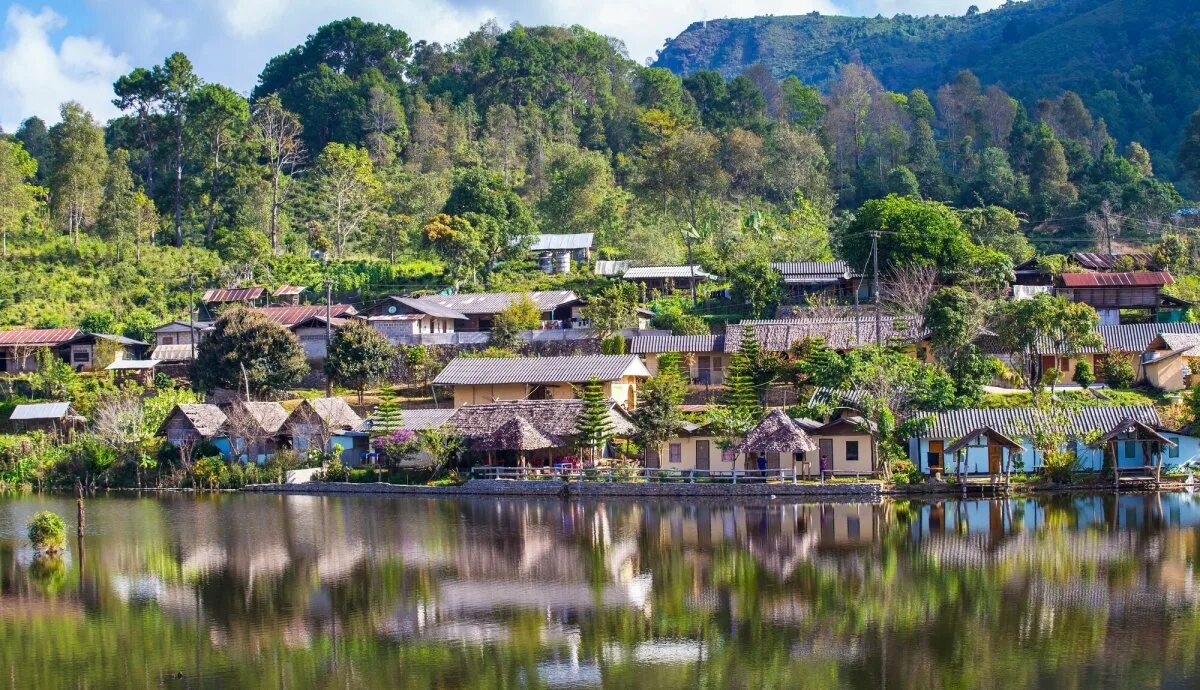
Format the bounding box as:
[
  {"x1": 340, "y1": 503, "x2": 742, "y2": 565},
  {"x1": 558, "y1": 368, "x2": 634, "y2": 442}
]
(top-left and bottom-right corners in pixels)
[{"x1": 241, "y1": 477, "x2": 1194, "y2": 499}]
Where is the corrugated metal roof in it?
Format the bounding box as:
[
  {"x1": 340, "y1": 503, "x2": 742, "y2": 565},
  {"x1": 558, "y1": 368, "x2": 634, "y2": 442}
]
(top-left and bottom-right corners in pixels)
[
  {"x1": 594, "y1": 260, "x2": 630, "y2": 276},
  {"x1": 529, "y1": 233, "x2": 594, "y2": 251},
  {"x1": 203, "y1": 287, "x2": 266, "y2": 303},
  {"x1": 378, "y1": 297, "x2": 468, "y2": 320},
  {"x1": 398, "y1": 408, "x2": 456, "y2": 431},
  {"x1": 10, "y1": 402, "x2": 72, "y2": 420},
  {"x1": 105, "y1": 359, "x2": 158, "y2": 370},
  {"x1": 771, "y1": 261, "x2": 854, "y2": 278},
  {"x1": 629, "y1": 335, "x2": 723, "y2": 354},
  {"x1": 272, "y1": 284, "x2": 305, "y2": 296},
  {"x1": 433, "y1": 354, "x2": 650, "y2": 386},
  {"x1": 150, "y1": 344, "x2": 196, "y2": 361},
  {"x1": 255, "y1": 305, "x2": 356, "y2": 326},
  {"x1": 422, "y1": 291, "x2": 578, "y2": 315},
  {"x1": 917, "y1": 406, "x2": 1162, "y2": 440},
  {"x1": 622, "y1": 265, "x2": 716, "y2": 280},
  {"x1": 727, "y1": 318, "x2": 920, "y2": 352},
  {"x1": 1059, "y1": 271, "x2": 1172, "y2": 288},
  {"x1": 1069, "y1": 253, "x2": 1152, "y2": 271},
  {"x1": 1099, "y1": 323, "x2": 1200, "y2": 353},
  {"x1": 0, "y1": 328, "x2": 80, "y2": 346}
]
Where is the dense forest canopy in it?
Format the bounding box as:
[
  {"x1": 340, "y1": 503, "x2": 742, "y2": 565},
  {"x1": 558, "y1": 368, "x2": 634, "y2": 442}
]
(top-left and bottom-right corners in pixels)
[
  {"x1": 0, "y1": 13, "x2": 1198, "y2": 333},
  {"x1": 655, "y1": 0, "x2": 1200, "y2": 185}
]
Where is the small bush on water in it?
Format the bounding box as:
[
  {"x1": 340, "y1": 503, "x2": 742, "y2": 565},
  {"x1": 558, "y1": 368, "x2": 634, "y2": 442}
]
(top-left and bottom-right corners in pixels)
[
  {"x1": 28, "y1": 511, "x2": 66, "y2": 553},
  {"x1": 889, "y1": 459, "x2": 924, "y2": 485}
]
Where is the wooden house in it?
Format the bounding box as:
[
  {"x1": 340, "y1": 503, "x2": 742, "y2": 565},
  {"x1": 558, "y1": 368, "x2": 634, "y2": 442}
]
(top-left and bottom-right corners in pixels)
[
  {"x1": 158, "y1": 404, "x2": 228, "y2": 448},
  {"x1": 412, "y1": 291, "x2": 580, "y2": 331},
  {"x1": 621, "y1": 265, "x2": 716, "y2": 294},
  {"x1": 772, "y1": 261, "x2": 866, "y2": 302},
  {"x1": 272, "y1": 284, "x2": 305, "y2": 305},
  {"x1": 283, "y1": 397, "x2": 365, "y2": 464},
  {"x1": 631, "y1": 335, "x2": 727, "y2": 385},
  {"x1": 149, "y1": 320, "x2": 212, "y2": 357},
  {"x1": 0, "y1": 328, "x2": 81, "y2": 373},
  {"x1": 58, "y1": 333, "x2": 148, "y2": 371},
  {"x1": 447, "y1": 398, "x2": 636, "y2": 466},
  {"x1": 726, "y1": 317, "x2": 930, "y2": 359},
  {"x1": 215, "y1": 401, "x2": 289, "y2": 463},
  {"x1": 1056, "y1": 271, "x2": 1179, "y2": 324},
  {"x1": 433, "y1": 354, "x2": 651, "y2": 408},
  {"x1": 364, "y1": 296, "x2": 468, "y2": 344},
  {"x1": 8, "y1": 402, "x2": 85, "y2": 436}
]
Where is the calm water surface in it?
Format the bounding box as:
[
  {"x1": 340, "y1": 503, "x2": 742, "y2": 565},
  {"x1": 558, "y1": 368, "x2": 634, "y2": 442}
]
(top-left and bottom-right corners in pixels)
[{"x1": 2, "y1": 492, "x2": 1200, "y2": 688}]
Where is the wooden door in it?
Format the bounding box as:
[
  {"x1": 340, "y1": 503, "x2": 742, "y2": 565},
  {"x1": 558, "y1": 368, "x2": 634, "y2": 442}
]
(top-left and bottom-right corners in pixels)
[
  {"x1": 819, "y1": 439, "x2": 834, "y2": 472},
  {"x1": 646, "y1": 446, "x2": 660, "y2": 469},
  {"x1": 988, "y1": 445, "x2": 1002, "y2": 474},
  {"x1": 696, "y1": 440, "x2": 710, "y2": 470},
  {"x1": 928, "y1": 440, "x2": 944, "y2": 471}
]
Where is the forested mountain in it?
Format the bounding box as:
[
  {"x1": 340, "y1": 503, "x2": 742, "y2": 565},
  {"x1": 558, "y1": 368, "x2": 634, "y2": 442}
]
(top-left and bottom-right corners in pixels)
[
  {"x1": 1, "y1": 15, "x2": 1199, "y2": 334},
  {"x1": 655, "y1": 0, "x2": 1200, "y2": 182}
]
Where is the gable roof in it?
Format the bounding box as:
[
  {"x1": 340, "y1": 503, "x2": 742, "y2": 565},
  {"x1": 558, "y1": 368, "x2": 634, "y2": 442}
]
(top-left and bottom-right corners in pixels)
[
  {"x1": 529, "y1": 233, "x2": 594, "y2": 251},
  {"x1": 622, "y1": 265, "x2": 716, "y2": 280},
  {"x1": 203, "y1": 287, "x2": 266, "y2": 303},
  {"x1": 630, "y1": 334, "x2": 723, "y2": 354},
  {"x1": 10, "y1": 402, "x2": 73, "y2": 421},
  {"x1": 289, "y1": 397, "x2": 363, "y2": 431},
  {"x1": 420, "y1": 291, "x2": 579, "y2": 315},
  {"x1": 62, "y1": 332, "x2": 147, "y2": 347},
  {"x1": 373, "y1": 296, "x2": 469, "y2": 320},
  {"x1": 727, "y1": 317, "x2": 920, "y2": 352},
  {"x1": 1099, "y1": 323, "x2": 1200, "y2": 352},
  {"x1": 916, "y1": 406, "x2": 1162, "y2": 440},
  {"x1": 1088, "y1": 417, "x2": 1175, "y2": 448},
  {"x1": 272, "y1": 284, "x2": 305, "y2": 297},
  {"x1": 150, "y1": 344, "x2": 197, "y2": 361},
  {"x1": 433, "y1": 354, "x2": 650, "y2": 386},
  {"x1": 230, "y1": 401, "x2": 290, "y2": 434},
  {"x1": 771, "y1": 261, "x2": 855, "y2": 284},
  {"x1": 151, "y1": 320, "x2": 214, "y2": 334},
  {"x1": 161, "y1": 404, "x2": 228, "y2": 437},
  {"x1": 1154, "y1": 332, "x2": 1200, "y2": 356},
  {"x1": 731, "y1": 410, "x2": 817, "y2": 454},
  {"x1": 943, "y1": 426, "x2": 1025, "y2": 455},
  {"x1": 448, "y1": 399, "x2": 636, "y2": 438},
  {"x1": 594, "y1": 260, "x2": 631, "y2": 276},
  {"x1": 0, "y1": 328, "x2": 81, "y2": 347},
  {"x1": 255, "y1": 305, "x2": 357, "y2": 326},
  {"x1": 1069, "y1": 253, "x2": 1152, "y2": 271},
  {"x1": 1059, "y1": 271, "x2": 1173, "y2": 288}
]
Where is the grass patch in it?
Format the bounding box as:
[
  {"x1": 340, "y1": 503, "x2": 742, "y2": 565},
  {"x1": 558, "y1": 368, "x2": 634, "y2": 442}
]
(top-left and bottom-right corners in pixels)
[{"x1": 980, "y1": 388, "x2": 1168, "y2": 409}]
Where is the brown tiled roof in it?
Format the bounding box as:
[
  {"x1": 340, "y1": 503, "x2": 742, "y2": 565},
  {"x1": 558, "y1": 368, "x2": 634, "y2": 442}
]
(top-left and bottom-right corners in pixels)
[
  {"x1": 726, "y1": 317, "x2": 919, "y2": 352},
  {"x1": 448, "y1": 399, "x2": 636, "y2": 438},
  {"x1": 421, "y1": 291, "x2": 578, "y2": 315},
  {"x1": 472, "y1": 417, "x2": 566, "y2": 451},
  {"x1": 255, "y1": 305, "x2": 357, "y2": 326},
  {"x1": 731, "y1": 409, "x2": 817, "y2": 454},
  {"x1": 629, "y1": 335, "x2": 723, "y2": 354},
  {"x1": 433, "y1": 354, "x2": 650, "y2": 386},
  {"x1": 203, "y1": 287, "x2": 266, "y2": 303},
  {"x1": 0, "y1": 328, "x2": 80, "y2": 346},
  {"x1": 1059, "y1": 271, "x2": 1172, "y2": 288}
]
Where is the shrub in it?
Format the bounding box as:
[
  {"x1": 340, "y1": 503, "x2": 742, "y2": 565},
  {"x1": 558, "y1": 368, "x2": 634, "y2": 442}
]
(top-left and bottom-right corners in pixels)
[
  {"x1": 374, "y1": 428, "x2": 418, "y2": 466},
  {"x1": 27, "y1": 511, "x2": 66, "y2": 553},
  {"x1": 1096, "y1": 353, "x2": 1134, "y2": 388},
  {"x1": 601, "y1": 334, "x2": 626, "y2": 354},
  {"x1": 1072, "y1": 360, "x2": 1096, "y2": 388},
  {"x1": 1040, "y1": 448, "x2": 1080, "y2": 484},
  {"x1": 318, "y1": 459, "x2": 351, "y2": 482},
  {"x1": 889, "y1": 459, "x2": 924, "y2": 485},
  {"x1": 192, "y1": 455, "x2": 228, "y2": 490}
]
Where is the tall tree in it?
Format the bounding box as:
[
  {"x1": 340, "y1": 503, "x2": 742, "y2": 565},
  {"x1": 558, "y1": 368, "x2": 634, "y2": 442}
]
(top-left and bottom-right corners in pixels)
[
  {"x1": 311, "y1": 142, "x2": 381, "y2": 256},
  {"x1": 0, "y1": 139, "x2": 41, "y2": 256},
  {"x1": 97, "y1": 149, "x2": 139, "y2": 262},
  {"x1": 188, "y1": 84, "x2": 249, "y2": 240},
  {"x1": 325, "y1": 319, "x2": 394, "y2": 403},
  {"x1": 251, "y1": 94, "x2": 305, "y2": 252},
  {"x1": 112, "y1": 67, "x2": 163, "y2": 186},
  {"x1": 48, "y1": 102, "x2": 108, "y2": 245},
  {"x1": 192, "y1": 307, "x2": 309, "y2": 396},
  {"x1": 576, "y1": 377, "x2": 615, "y2": 465},
  {"x1": 157, "y1": 53, "x2": 201, "y2": 246}
]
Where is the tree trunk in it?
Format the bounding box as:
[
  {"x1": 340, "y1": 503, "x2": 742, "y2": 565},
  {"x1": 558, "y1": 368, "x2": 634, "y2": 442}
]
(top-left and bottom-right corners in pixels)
[
  {"x1": 205, "y1": 144, "x2": 221, "y2": 241},
  {"x1": 270, "y1": 168, "x2": 281, "y2": 252},
  {"x1": 174, "y1": 119, "x2": 184, "y2": 247}
]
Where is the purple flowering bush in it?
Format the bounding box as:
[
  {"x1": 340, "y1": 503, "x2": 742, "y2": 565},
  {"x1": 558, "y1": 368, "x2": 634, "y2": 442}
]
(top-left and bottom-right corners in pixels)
[{"x1": 375, "y1": 428, "x2": 419, "y2": 466}]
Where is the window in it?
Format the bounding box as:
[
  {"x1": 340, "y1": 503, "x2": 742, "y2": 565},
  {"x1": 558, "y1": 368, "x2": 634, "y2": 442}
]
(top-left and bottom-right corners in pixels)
[
  {"x1": 72, "y1": 349, "x2": 90, "y2": 363},
  {"x1": 847, "y1": 516, "x2": 860, "y2": 539},
  {"x1": 669, "y1": 443, "x2": 682, "y2": 464},
  {"x1": 1170, "y1": 438, "x2": 1180, "y2": 459},
  {"x1": 162, "y1": 336, "x2": 175, "y2": 345},
  {"x1": 846, "y1": 441, "x2": 859, "y2": 462},
  {"x1": 1124, "y1": 441, "x2": 1137, "y2": 458}
]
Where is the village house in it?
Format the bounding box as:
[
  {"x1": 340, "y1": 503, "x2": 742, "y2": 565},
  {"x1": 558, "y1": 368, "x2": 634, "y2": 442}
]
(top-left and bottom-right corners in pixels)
[
  {"x1": 199, "y1": 286, "x2": 268, "y2": 319},
  {"x1": 1013, "y1": 252, "x2": 1153, "y2": 286},
  {"x1": 363, "y1": 296, "x2": 469, "y2": 344},
  {"x1": 287, "y1": 314, "x2": 349, "y2": 360},
  {"x1": 908, "y1": 406, "x2": 1199, "y2": 478},
  {"x1": 0, "y1": 328, "x2": 80, "y2": 372},
  {"x1": 283, "y1": 397, "x2": 365, "y2": 464},
  {"x1": 214, "y1": 401, "x2": 289, "y2": 463},
  {"x1": 59, "y1": 332, "x2": 148, "y2": 371},
  {"x1": 413, "y1": 291, "x2": 580, "y2": 331},
  {"x1": 148, "y1": 321, "x2": 212, "y2": 361},
  {"x1": 529, "y1": 233, "x2": 593, "y2": 274},
  {"x1": 433, "y1": 354, "x2": 651, "y2": 408},
  {"x1": 158, "y1": 404, "x2": 228, "y2": 448},
  {"x1": 772, "y1": 261, "x2": 866, "y2": 303},
  {"x1": 105, "y1": 359, "x2": 160, "y2": 385},
  {"x1": 631, "y1": 335, "x2": 726, "y2": 385},
  {"x1": 1142, "y1": 332, "x2": 1200, "y2": 391},
  {"x1": 621, "y1": 265, "x2": 716, "y2": 295},
  {"x1": 725, "y1": 316, "x2": 930, "y2": 359},
  {"x1": 1055, "y1": 271, "x2": 1180, "y2": 325},
  {"x1": 7, "y1": 402, "x2": 85, "y2": 436},
  {"x1": 272, "y1": 284, "x2": 306, "y2": 306},
  {"x1": 447, "y1": 398, "x2": 636, "y2": 466}
]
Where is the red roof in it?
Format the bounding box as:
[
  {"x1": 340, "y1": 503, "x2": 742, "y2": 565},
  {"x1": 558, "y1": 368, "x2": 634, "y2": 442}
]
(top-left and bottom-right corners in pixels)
[
  {"x1": 1059, "y1": 271, "x2": 1173, "y2": 288},
  {"x1": 254, "y1": 305, "x2": 357, "y2": 326},
  {"x1": 203, "y1": 287, "x2": 266, "y2": 303},
  {"x1": 0, "y1": 328, "x2": 81, "y2": 346}
]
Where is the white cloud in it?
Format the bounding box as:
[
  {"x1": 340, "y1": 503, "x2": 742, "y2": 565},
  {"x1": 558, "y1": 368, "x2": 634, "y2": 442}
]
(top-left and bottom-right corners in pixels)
[{"x1": 0, "y1": 5, "x2": 129, "y2": 130}]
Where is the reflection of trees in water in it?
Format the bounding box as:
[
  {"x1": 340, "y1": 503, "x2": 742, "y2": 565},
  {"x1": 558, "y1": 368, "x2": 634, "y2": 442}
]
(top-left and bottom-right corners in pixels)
[{"x1": 3, "y1": 493, "x2": 1200, "y2": 685}]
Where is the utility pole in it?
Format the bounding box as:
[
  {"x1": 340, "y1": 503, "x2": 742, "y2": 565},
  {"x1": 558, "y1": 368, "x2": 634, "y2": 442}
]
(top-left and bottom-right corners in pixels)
[
  {"x1": 870, "y1": 231, "x2": 882, "y2": 346},
  {"x1": 324, "y1": 277, "x2": 333, "y2": 397},
  {"x1": 187, "y1": 273, "x2": 197, "y2": 362}
]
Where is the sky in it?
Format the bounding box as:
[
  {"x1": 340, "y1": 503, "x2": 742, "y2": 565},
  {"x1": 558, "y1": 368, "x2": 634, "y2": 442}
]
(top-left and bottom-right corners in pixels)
[{"x1": 0, "y1": 0, "x2": 1006, "y2": 131}]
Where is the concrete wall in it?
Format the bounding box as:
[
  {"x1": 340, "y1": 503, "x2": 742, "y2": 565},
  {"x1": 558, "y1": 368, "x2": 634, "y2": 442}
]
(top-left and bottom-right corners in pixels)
[{"x1": 450, "y1": 380, "x2": 635, "y2": 408}]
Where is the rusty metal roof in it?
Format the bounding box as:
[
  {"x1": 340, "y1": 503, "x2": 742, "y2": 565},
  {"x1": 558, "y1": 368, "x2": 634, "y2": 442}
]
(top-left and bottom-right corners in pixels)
[
  {"x1": 0, "y1": 328, "x2": 80, "y2": 346},
  {"x1": 254, "y1": 305, "x2": 357, "y2": 326},
  {"x1": 203, "y1": 287, "x2": 266, "y2": 303},
  {"x1": 1059, "y1": 271, "x2": 1173, "y2": 288}
]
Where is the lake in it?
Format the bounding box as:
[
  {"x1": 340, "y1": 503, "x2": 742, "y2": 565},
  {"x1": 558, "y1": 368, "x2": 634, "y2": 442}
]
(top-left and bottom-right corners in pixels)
[{"x1": 2, "y1": 492, "x2": 1200, "y2": 688}]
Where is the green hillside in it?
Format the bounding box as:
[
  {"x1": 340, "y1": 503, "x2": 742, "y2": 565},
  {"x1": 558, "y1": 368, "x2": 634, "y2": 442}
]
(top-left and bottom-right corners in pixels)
[{"x1": 655, "y1": 0, "x2": 1200, "y2": 180}]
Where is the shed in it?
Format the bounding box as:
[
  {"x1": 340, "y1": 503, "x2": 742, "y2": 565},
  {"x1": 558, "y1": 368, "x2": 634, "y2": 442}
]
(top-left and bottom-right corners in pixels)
[{"x1": 8, "y1": 402, "x2": 85, "y2": 435}]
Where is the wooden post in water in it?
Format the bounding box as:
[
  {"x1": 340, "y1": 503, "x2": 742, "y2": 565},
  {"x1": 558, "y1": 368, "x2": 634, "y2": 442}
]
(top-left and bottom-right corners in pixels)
[{"x1": 75, "y1": 478, "x2": 85, "y2": 538}]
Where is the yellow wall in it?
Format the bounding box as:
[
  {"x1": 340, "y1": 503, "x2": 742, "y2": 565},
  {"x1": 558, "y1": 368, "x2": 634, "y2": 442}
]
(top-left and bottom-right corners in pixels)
[
  {"x1": 804, "y1": 433, "x2": 876, "y2": 475},
  {"x1": 656, "y1": 436, "x2": 740, "y2": 470},
  {"x1": 1146, "y1": 355, "x2": 1188, "y2": 391},
  {"x1": 655, "y1": 432, "x2": 876, "y2": 476},
  {"x1": 451, "y1": 380, "x2": 637, "y2": 408}
]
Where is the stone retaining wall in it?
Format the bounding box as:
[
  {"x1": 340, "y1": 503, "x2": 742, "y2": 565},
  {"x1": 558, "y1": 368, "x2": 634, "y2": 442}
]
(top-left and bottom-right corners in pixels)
[{"x1": 244, "y1": 478, "x2": 881, "y2": 498}]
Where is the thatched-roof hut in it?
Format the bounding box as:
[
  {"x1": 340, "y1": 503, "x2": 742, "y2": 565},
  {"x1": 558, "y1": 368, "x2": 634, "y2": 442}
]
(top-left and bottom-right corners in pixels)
[{"x1": 732, "y1": 410, "x2": 818, "y2": 455}]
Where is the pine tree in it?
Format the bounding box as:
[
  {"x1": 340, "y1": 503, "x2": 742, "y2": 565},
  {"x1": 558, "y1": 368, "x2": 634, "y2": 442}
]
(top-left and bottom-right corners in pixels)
[
  {"x1": 722, "y1": 351, "x2": 761, "y2": 422},
  {"x1": 576, "y1": 377, "x2": 615, "y2": 464},
  {"x1": 737, "y1": 326, "x2": 777, "y2": 403},
  {"x1": 370, "y1": 385, "x2": 403, "y2": 437}
]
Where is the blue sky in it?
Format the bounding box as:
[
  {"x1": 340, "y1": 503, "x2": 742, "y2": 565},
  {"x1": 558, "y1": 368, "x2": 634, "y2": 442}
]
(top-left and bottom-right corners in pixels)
[{"x1": 0, "y1": 0, "x2": 1006, "y2": 130}]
